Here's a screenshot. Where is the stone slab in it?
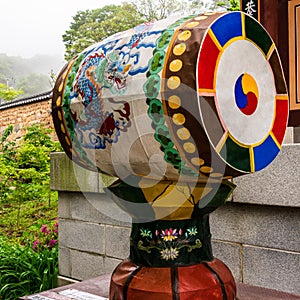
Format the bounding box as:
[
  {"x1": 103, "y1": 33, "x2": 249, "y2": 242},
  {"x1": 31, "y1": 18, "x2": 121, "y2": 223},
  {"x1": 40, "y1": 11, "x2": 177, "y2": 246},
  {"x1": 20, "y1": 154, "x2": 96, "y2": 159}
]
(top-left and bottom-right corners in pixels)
[
  {"x1": 212, "y1": 240, "x2": 242, "y2": 282},
  {"x1": 58, "y1": 247, "x2": 71, "y2": 278},
  {"x1": 59, "y1": 252, "x2": 121, "y2": 283},
  {"x1": 243, "y1": 245, "x2": 300, "y2": 295},
  {"x1": 59, "y1": 220, "x2": 105, "y2": 255},
  {"x1": 58, "y1": 194, "x2": 71, "y2": 219},
  {"x1": 210, "y1": 203, "x2": 300, "y2": 252},
  {"x1": 237, "y1": 283, "x2": 300, "y2": 300},
  {"x1": 50, "y1": 153, "x2": 100, "y2": 193},
  {"x1": 68, "y1": 192, "x2": 131, "y2": 226},
  {"x1": 105, "y1": 225, "x2": 130, "y2": 259},
  {"x1": 70, "y1": 250, "x2": 105, "y2": 281},
  {"x1": 294, "y1": 127, "x2": 300, "y2": 143},
  {"x1": 103, "y1": 257, "x2": 122, "y2": 275},
  {"x1": 233, "y1": 144, "x2": 300, "y2": 207},
  {"x1": 57, "y1": 276, "x2": 79, "y2": 288},
  {"x1": 283, "y1": 127, "x2": 294, "y2": 144},
  {"x1": 50, "y1": 153, "x2": 117, "y2": 193}
]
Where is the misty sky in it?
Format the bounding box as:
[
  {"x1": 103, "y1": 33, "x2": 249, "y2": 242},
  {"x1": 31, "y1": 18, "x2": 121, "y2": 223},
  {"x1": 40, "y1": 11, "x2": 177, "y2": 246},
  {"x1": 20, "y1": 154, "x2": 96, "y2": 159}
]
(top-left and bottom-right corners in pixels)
[
  {"x1": 0, "y1": 0, "x2": 124, "y2": 59},
  {"x1": 1, "y1": 0, "x2": 213, "y2": 60}
]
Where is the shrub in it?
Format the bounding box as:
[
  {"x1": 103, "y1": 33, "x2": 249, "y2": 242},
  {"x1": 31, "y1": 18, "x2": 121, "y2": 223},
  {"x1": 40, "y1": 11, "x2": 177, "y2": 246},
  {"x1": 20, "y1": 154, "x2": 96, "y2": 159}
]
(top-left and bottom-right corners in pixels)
[
  {"x1": 29, "y1": 219, "x2": 58, "y2": 252},
  {"x1": 0, "y1": 124, "x2": 60, "y2": 299},
  {"x1": 0, "y1": 236, "x2": 58, "y2": 300},
  {"x1": 0, "y1": 124, "x2": 61, "y2": 203}
]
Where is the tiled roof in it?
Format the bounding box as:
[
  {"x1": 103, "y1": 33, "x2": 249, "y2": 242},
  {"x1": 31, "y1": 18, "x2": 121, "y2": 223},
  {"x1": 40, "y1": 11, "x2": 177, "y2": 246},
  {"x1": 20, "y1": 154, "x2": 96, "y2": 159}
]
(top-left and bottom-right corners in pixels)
[{"x1": 0, "y1": 90, "x2": 52, "y2": 110}]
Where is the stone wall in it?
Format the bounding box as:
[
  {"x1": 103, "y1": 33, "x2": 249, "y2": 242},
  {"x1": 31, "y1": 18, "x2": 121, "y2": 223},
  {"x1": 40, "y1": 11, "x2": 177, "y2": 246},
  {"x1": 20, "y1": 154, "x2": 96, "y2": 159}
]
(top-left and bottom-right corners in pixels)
[
  {"x1": 50, "y1": 145, "x2": 300, "y2": 295},
  {"x1": 0, "y1": 91, "x2": 55, "y2": 141}
]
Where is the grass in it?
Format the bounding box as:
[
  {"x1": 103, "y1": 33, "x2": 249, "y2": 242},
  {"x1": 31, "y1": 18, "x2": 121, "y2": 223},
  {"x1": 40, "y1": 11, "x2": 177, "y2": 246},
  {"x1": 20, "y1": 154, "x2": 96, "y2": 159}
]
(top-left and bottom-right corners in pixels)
[
  {"x1": 0, "y1": 195, "x2": 58, "y2": 245},
  {"x1": 0, "y1": 194, "x2": 58, "y2": 300},
  {"x1": 0, "y1": 238, "x2": 58, "y2": 300}
]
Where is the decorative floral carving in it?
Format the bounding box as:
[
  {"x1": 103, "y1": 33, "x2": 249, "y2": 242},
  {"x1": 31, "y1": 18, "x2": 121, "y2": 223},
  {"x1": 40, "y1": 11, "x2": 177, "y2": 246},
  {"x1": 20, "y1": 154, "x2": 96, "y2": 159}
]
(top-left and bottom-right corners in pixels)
[{"x1": 138, "y1": 226, "x2": 202, "y2": 261}]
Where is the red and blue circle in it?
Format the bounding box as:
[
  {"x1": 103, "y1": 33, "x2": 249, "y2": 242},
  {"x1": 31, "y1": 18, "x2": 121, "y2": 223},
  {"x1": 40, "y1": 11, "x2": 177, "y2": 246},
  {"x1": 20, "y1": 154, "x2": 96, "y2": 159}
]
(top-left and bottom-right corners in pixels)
[{"x1": 234, "y1": 73, "x2": 258, "y2": 116}]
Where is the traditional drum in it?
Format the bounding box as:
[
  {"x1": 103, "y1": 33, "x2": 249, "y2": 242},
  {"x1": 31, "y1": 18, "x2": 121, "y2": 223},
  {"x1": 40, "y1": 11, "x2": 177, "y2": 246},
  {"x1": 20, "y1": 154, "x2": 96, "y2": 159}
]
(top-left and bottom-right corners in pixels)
[
  {"x1": 52, "y1": 11, "x2": 288, "y2": 300},
  {"x1": 52, "y1": 11, "x2": 288, "y2": 184}
]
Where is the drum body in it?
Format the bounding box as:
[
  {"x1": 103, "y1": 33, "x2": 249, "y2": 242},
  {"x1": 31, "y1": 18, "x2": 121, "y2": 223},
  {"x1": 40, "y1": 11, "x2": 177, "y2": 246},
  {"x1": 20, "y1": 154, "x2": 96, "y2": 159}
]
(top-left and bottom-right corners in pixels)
[{"x1": 52, "y1": 11, "x2": 288, "y2": 183}]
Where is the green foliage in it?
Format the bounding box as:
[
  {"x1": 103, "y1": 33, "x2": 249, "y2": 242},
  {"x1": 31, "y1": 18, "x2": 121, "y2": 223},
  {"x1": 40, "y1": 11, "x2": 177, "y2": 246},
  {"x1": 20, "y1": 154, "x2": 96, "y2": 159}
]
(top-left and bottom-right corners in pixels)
[
  {"x1": 217, "y1": 0, "x2": 240, "y2": 11},
  {"x1": 62, "y1": 1, "x2": 238, "y2": 60},
  {"x1": 0, "y1": 124, "x2": 60, "y2": 204},
  {"x1": 0, "y1": 83, "x2": 23, "y2": 101},
  {"x1": 0, "y1": 196, "x2": 58, "y2": 243},
  {"x1": 0, "y1": 237, "x2": 58, "y2": 300},
  {"x1": 23, "y1": 124, "x2": 60, "y2": 151},
  {"x1": 0, "y1": 125, "x2": 15, "y2": 156},
  {"x1": 131, "y1": 0, "x2": 215, "y2": 20},
  {"x1": 0, "y1": 124, "x2": 59, "y2": 299},
  {"x1": 131, "y1": 0, "x2": 183, "y2": 21},
  {"x1": 49, "y1": 69, "x2": 57, "y2": 87},
  {"x1": 63, "y1": 4, "x2": 146, "y2": 60},
  {"x1": 30, "y1": 220, "x2": 58, "y2": 252}
]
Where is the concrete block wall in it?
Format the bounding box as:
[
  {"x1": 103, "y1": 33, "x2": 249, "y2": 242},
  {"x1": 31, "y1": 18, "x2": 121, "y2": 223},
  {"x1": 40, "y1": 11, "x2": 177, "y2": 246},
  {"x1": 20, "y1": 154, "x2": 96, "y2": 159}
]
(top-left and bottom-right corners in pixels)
[
  {"x1": 211, "y1": 204, "x2": 299, "y2": 294},
  {"x1": 51, "y1": 154, "x2": 131, "y2": 281},
  {"x1": 57, "y1": 192, "x2": 131, "y2": 281},
  {"x1": 50, "y1": 144, "x2": 300, "y2": 295}
]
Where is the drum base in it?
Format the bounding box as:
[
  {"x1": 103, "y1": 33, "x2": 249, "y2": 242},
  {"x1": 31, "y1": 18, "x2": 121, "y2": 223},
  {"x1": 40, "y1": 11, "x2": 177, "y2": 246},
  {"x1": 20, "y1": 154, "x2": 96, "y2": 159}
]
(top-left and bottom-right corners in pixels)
[{"x1": 110, "y1": 258, "x2": 236, "y2": 300}]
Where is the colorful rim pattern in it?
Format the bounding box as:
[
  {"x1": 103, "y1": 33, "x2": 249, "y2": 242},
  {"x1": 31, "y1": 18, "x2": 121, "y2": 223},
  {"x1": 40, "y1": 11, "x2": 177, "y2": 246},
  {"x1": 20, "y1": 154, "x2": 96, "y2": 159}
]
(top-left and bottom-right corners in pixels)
[
  {"x1": 144, "y1": 15, "x2": 201, "y2": 178},
  {"x1": 161, "y1": 13, "x2": 224, "y2": 179},
  {"x1": 197, "y1": 12, "x2": 289, "y2": 173},
  {"x1": 52, "y1": 55, "x2": 98, "y2": 171}
]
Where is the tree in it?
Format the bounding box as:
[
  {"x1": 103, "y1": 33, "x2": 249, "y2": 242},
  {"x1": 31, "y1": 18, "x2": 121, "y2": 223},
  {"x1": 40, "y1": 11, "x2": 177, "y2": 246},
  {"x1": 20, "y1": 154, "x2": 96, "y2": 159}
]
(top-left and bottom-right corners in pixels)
[
  {"x1": 131, "y1": 0, "x2": 181, "y2": 21},
  {"x1": 216, "y1": 0, "x2": 240, "y2": 11},
  {"x1": 62, "y1": 3, "x2": 146, "y2": 60},
  {"x1": 62, "y1": 1, "x2": 240, "y2": 60},
  {"x1": 131, "y1": 0, "x2": 216, "y2": 19},
  {"x1": 17, "y1": 73, "x2": 52, "y2": 98},
  {"x1": 0, "y1": 124, "x2": 61, "y2": 204},
  {"x1": 0, "y1": 83, "x2": 23, "y2": 101}
]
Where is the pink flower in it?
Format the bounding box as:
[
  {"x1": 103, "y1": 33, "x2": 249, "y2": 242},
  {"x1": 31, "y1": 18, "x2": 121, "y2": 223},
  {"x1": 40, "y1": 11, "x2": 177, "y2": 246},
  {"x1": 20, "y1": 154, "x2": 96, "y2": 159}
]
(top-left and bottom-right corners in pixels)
[
  {"x1": 52, "y1": 221, "x2": 59, "y2": 233},
  {"x1": 41, "y1": 224, "x2": 50, "y2": 235},
  {"x1": 32, "y1": 239, "x2": 40, "y2": 249},
  {"x1": 48, "y1": 239, "x2": 57, "y2": 247}
]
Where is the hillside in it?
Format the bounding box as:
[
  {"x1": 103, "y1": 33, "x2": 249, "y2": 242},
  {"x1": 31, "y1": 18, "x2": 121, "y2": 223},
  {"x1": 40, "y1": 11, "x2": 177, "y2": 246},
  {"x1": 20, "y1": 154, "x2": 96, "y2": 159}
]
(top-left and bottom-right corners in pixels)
[{"x1": 0, "y1": 53, "x2": 65, "y2": 99}]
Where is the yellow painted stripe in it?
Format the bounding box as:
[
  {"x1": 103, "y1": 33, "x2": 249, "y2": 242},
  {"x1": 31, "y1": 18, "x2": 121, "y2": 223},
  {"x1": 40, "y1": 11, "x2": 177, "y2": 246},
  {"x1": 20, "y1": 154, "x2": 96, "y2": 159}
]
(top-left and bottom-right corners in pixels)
[
  {"x1": 216, "y1": 132, "x2": 228, "y2": 153},
  {"x1": 276, "y1": 94, "x2": 289, "y2": 101},
  {"x1": 241, "y1": 12, "x2": 246, "y2": 38},
  {"x1": 249, "y1": 146, "x2": 255, "y2": 173},
  {"x1": 228, "y1": 132, "x2": 248, "y2": 148},
  {"x1": 208, "y1": 29, "x2": 223, "y2": 52},
  {"x1": 198, "y1": 88, "x2": 215, "y2": 94},
  {"x1": 270, "y1": 132, "x2": 282, "y2": 150},
  {"x1": 267, "y1": 43, "x2": 275, "y2": 60},
  {"x1": 223, "y1": 36, "x2": 245, "y2": 48}
]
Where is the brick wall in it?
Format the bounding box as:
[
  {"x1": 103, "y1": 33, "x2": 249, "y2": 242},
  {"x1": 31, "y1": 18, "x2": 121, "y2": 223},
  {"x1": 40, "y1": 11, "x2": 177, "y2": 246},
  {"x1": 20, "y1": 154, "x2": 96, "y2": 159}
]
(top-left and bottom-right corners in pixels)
[{"x1": 0, "y1": 91, "x2": 55, "y2": 141}]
